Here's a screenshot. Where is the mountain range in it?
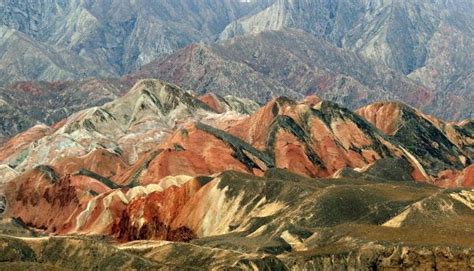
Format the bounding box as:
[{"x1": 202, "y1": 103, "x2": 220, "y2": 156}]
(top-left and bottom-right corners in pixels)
[
  {"x1": 1, "y1": 28, "x2": 472, "y2": 142},
  {"x1": 0, "y1": 1, "x2": 472, "y2": 140},
  {"x1": 0, "y1": 0, "x2": 273, "y2": 81},
  {"x1": 0, "y1": 79, "x2": 473, "y2": 269},
  {"x1": 0, "y1": 1, "x2": 473, "y2": 269}
]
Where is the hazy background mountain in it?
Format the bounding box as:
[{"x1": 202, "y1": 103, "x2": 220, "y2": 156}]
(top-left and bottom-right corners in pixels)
[
  {"x1": 136, "y1": 30, "x2": 428, "y2": 109},
  {"x1": 129, "y1": 28, "x2": 471, "y2": 121},
  {"x1": 221, "y1": 0, "x2": 474, "y2": 91},
  {"x1": 0, "y1": 0, "x2": 472, "y2": 141},
  {"x1": 0, "y1": 0, "x2": 273, "y2": 80}
]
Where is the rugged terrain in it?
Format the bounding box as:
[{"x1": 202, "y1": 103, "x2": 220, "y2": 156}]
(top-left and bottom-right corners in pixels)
[
  {"x1": 3, "y1": 28, "x2": 472, "y2": 143},
  {"x1": 139, "y1": 30, "x2": 454, "y2": 116},
  {"x1": 221, "y1": 0, "x2": 474, "y2": 93},
  {"x1": 0, "y1": 0, "x2": 472, "y2": 129},
  {"x1": 0, "y1": 79, "x2": 473, "y2": 269},
  {"x1": 0, "y1": 0, "x2": 273, "y2": 82},
  {"x1": 0, "y1": 79, "x2": 130, "y2": 143},
  {"x1": 0, "y1": 1, "x2": 473, "y2": 269}
]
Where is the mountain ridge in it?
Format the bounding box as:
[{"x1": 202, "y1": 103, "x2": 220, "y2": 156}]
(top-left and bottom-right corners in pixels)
[{"x1": 0, "y1": 78, "x2": 473, "y2": 269}]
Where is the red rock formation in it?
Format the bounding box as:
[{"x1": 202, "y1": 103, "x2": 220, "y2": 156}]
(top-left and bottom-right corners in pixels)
[
  {"x1": 1, "y1": 89, "x2": 473, "y2": 245},
  {"x1": 356, "y1": 102, "x2": 401, "y2": 135},
  {"x1": 111, "y1": 180, "x2": 202, "y2": 242},
  {"x1": 4, "y1": 171, "x2": 83, "y2": 233},
  {"x1": 0, "y1": 124, "x2": 52, "y2": 161},
  {"x1": 199, "y1": 93, "x2": 226, "y2": 113},
  {"x1": 54, "y1": 148, "x2": 129, "y2": 186},
  {"x1": 226, "y1": 97, "x2": 294, "y2": 149},
  {"x1": 435, "y1": 165, "x2": 474, "y2": 188},
  {"x1": 357, "y1": 101, "x2": 473, "y2": 184},
  {"x1": 140, "y1": 126, "x2": 252, "y2": 184}
]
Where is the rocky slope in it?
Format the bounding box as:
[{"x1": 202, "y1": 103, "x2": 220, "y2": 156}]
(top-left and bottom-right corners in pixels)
[
  {"x1": 1, "y1": 171, "x2": 474, "y2": 269},
  {"x1": 138, "y1": 30, "x2": 472, "y2": 121},
  {"x1": 0, "y1": 79, "x2": 471, "y2": 189},
  {"x1": 2, "y1": 29, "x2": 471, "y2": 143},
  {"x1": 0, "y1": 1, "x2": 472, "y2": 143},
  {"x1": 0, "y1": 79, "x2": 258, "y2": 178},
  {"x1": 0, "y1": 0, "x2": 273, "y2": 82},
  {"x1": 0, "y1": 79, "x2": 473, "y2": 269},
  {"x1": 220, "y1": 0, "x2": 474, "y2": 96},
  {"x1": 357, "y1": 101, "x2": 474, "y2": 187},
  {"x1": 0, "y1": 1, "x2": 471, "y2": 121},
  {"x1": 0, "y1": 26, "x2": 115, "y2": 84},
  {"x1": 0, "y1": 79, "x2": 128, "y2": 142}
]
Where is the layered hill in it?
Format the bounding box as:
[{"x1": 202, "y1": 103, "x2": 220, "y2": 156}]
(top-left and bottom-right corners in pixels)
[
  {"x1": 0, "y1": 79, "x2": 128, "y2": 143},
  {"x1": 0, "y1": 79, "x2": 473, "y2": 269},
  {"x1": 0, "y1": 1, "x2": 471, "y2": 123},
  {"x1": 1, "y1": 171, "x2": 474, "y2": 269},
  {"x1": 2, "y1": 79, "x2": 472, "y2": 188},
  {"x1": 0, "y1": 79, "x2": 258, "y2": 179}
]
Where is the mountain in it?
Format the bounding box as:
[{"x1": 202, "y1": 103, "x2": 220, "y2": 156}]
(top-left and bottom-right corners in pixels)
[
  {"x1": 1, "y1": 0, "x2": 472, "y2": 110},
  {"x1": 357, "y1": 102, "x2": 473, "y2": 177},
  {"x1": 0, "y1": 79, "x2": 473, "y2": 269},
  {"x1": 0, "y1": 0, "x2": 273, "y2": 82},
  {"x1": 135, "y1": 30, "x2": 472, "y2": 120},
  {"x1": 1, "y1": 2, "x2": 473, "y2": 268},
  {"x1": 0, "y1": 79, "x2": 128, "y2": 143},
  {"x1": 220, "y1": 0, "x2": 474, "y2": 91},
  {"x1": 0, "y1": 79, "x2": 258, "y2": 175},
  {"x1": 0, "y1": 0, "x2": 472, "y2": 142},
  {"x1": 0, "y1": 26, "x2": 115, "y2": 84},
  {"x1": 1, "y1": 28, "x2": 471, "y2": 144},
  {"x1": 1, "y1": 78, "x2": 471, "y2": 191},
  {"x1": 0, "y1": 92, "x2": 37, "y2": 144}
]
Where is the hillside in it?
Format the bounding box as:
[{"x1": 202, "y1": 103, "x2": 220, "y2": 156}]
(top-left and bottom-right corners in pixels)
[
  {"x1": 0, "y1": 79, "x2": 473, "y2": 269},
  {"x1": 137, "y1": 30, "x2": 472, "y2": 120},
  {"x1": 0, "y1": 0, "x2": 273, "y2": 81}
]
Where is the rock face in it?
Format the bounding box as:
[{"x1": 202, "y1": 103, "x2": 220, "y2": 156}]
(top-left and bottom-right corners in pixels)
[
  {"x1": 0, "y1": 79, "x2": 473, "y2": 269},
  {"x1": 357, "y1": 102, "x2": 473, "y2": 186}
]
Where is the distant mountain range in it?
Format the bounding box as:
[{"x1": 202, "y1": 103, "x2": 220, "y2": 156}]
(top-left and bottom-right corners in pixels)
[
  {"x1": 0, "y1": 0, "x2": 273, "y2": 81},
  {"x1": 0, "y1": 1, "x2": 472, "y2": 138}
]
